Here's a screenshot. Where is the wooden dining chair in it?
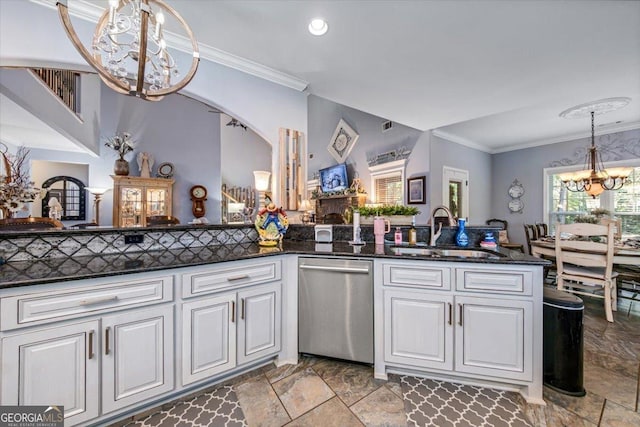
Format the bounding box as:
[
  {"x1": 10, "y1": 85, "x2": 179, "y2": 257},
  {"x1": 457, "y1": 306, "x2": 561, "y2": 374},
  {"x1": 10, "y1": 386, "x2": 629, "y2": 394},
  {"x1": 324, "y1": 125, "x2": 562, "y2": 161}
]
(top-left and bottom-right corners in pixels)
[
  {"x1": 599, "y1": 218, "x2": 622, "y2": 240},
  {"x1": 535, "y1": 223, "x2": 549, "y2": 238},
  {"x1": 555, "y1": 222, "x2": 618, "y2": 322},
  {"x1": 486, "y1": 218, "x2": 524, "y2": 252},
  {"x1": 523, "y1": 224, "x2": 539, "y2": 255}
]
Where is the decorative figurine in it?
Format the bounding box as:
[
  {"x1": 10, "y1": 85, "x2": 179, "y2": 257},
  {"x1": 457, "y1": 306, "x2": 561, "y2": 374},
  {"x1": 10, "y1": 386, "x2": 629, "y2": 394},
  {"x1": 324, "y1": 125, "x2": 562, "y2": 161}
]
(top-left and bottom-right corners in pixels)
[
  {"x1": 254, "y1": 202, "x2": 289, "y2": 246},
  {"x1": 137, "y1": 152, "x2": 154, "y2": 178},
  {"x1": 47, "y1": 196, "x2": 63, "y2": 220}
]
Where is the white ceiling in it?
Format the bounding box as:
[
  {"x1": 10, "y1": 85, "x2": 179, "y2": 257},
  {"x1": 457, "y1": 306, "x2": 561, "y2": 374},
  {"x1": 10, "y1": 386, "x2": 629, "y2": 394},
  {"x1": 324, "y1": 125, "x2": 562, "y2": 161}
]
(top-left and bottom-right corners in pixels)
[
  {"x1": 170, "y1": 0, "x2": 640, "y2": 153},
  {"x1": 11, "y1": 0, "x2": 640, "y2": 154}
]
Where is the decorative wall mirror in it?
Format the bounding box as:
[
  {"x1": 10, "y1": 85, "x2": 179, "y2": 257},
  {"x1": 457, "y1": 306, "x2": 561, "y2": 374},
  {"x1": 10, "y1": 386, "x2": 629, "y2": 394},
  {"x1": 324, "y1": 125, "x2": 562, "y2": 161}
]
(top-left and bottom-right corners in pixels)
[{"x1": 41, "y1": 176, "x2": 86, "y2": 220}]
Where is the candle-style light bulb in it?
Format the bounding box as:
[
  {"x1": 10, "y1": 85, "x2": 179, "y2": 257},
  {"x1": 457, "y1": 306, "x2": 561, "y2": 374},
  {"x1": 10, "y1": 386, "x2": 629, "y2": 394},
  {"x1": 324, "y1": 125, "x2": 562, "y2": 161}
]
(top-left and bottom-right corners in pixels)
[
  {"x1": 155, "y1": 11, "x2": 165, "y2": 39},
  {"x1": 108, "y1": 0, "x2": 119, "y2": 27}
]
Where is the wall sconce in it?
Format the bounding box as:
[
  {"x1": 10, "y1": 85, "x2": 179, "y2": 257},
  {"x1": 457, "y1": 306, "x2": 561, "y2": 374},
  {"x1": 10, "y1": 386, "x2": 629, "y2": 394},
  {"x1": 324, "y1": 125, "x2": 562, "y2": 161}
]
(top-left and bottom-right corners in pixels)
[
  {"x1": 85, "y1": 187, "x2": 111, "y2": 225},
  {"x1": 253, "y1": 170, "x2": 271, "y2": 208}
]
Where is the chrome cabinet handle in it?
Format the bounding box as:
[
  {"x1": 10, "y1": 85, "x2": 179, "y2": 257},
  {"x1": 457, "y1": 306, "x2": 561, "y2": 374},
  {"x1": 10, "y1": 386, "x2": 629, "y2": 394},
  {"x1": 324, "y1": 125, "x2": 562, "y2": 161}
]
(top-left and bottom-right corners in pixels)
[
  {"x1": 458, "y1": 304, "x2": 463, "y2": 326},
  {"x1": 227, "y1": 275, "x2": 250, "y2": 282},
  {"x1": 88, "y1": 330, "x2": 95, "y2": 360},
  {"x1": 448, "y1": 303, "x2": 452, "y2": 326},
  {"x1": 79, "y1": 296, "x2": 118, "y2": 306},
  {"x1": 299, "y1": 265, "x2": 370, "y2": 274},
  {"x1": 231, "y1": 301, "x2": 235, "y2": 323},
  {"x1": 105, "y1": 326, "x2": 111, "y2": 355}
]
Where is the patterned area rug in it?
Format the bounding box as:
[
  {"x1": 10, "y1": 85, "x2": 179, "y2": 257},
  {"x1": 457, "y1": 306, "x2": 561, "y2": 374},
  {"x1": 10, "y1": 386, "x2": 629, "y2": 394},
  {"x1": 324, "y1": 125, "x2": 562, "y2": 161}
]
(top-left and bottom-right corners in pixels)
[
  {"x1": 126, "y1": 385, "x2": 247, "y2": 427},
  {"x1": 401, "y1": 376, "x2": 531, "y2": 427}
]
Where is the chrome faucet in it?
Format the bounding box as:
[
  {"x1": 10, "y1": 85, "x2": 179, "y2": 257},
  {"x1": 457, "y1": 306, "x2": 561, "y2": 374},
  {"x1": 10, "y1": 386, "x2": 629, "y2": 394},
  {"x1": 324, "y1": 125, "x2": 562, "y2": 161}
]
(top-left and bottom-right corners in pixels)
[{"x1": 429, "y1": 205, "x2": 456, "y2": 246}]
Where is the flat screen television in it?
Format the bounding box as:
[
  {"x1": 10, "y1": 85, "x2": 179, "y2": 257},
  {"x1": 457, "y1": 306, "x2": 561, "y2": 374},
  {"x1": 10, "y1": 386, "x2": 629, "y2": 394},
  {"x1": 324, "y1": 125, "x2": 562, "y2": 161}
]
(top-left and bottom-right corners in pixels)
[{"x1": 319, "y1": 163, "x2": 348, "y2": 193}]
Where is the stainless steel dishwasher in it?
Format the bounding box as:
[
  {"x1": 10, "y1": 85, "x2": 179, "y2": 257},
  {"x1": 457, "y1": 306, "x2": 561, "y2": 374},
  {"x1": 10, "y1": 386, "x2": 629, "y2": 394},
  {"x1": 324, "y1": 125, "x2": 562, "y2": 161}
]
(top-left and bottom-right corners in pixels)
[{"x1": 298, "y1": 257, "x2": 373, "y2": 363}]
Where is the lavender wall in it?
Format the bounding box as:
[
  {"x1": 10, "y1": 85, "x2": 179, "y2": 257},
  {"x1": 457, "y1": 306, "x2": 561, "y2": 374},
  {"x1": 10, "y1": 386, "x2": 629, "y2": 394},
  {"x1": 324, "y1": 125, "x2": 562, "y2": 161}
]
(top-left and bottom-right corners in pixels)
[
  {"x1": 307, "y1": 94, "x2": 428, "y2": 219},
  {"x1": 429, "y1": 134, "x2": 493, "y2": 225},
  {"x1": 491, "y1": 128, "x2": 640, "y2": 247}
]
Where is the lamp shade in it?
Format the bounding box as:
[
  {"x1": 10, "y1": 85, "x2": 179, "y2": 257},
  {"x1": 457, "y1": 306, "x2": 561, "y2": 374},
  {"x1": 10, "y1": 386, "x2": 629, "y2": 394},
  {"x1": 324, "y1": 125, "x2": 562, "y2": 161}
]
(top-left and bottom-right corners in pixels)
[
  {"x1": 85, "y1": 187, "x2": 111, "y2": 196},
  {"x1": 253, "y1": 171, "x2": 271, "y2": 191},
  {"x1": 300, "y1": 199, "x2": 312, "y2": 211}
]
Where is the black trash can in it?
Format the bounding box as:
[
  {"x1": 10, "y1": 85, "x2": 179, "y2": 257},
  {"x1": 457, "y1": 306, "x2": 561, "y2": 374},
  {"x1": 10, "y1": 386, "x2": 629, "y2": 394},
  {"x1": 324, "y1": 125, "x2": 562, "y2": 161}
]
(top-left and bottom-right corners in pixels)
[{"x1": 543, "y1": 286, "x2": 586, "y2": 396}]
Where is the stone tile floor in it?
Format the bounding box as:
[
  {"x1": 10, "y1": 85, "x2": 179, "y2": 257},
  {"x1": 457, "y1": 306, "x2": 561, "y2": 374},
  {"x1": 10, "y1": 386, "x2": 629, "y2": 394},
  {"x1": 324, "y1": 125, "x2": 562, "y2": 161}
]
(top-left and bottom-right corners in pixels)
[{"x1": 120, "y1": 294, "x2": 640, "y2": 427}]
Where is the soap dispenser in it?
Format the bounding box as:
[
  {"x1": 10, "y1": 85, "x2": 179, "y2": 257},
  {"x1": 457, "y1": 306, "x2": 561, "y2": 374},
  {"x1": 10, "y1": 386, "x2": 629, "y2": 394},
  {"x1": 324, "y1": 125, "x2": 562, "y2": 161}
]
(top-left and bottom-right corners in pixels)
[{"x1": 456, "y1": 218, "x2": 469, "y2": 247}]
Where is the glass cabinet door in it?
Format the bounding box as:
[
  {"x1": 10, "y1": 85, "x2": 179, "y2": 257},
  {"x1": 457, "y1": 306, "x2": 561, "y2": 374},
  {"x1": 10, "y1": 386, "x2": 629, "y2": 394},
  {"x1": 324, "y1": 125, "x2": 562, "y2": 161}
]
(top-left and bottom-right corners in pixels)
[
  {"x1": 120, "y1": 187, "x2": 143, "y2": 227},
  {"x1": 146, "y1": 188, "x2": 168, "y2": 217}
]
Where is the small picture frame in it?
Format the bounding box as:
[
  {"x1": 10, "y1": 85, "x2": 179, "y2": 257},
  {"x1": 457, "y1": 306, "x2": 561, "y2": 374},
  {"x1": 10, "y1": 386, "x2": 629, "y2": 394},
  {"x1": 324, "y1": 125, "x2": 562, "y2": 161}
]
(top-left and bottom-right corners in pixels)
[
  {"x1": 327, "y1": 119, "x2": 359, "y2": 163},
  {"x1": 407, "y1": 176, "x2": 426, "y2": 204}
]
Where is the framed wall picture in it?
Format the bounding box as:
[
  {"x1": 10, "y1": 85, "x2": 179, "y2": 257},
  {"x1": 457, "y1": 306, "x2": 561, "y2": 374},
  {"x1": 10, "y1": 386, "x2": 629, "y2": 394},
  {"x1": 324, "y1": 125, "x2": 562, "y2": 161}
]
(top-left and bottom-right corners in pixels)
[
  {"x1": 407, "y1": 176, "x2": 426, "y2": 204},
  {"x1": 327, "y1": 119, "x2": 359, "y2": 163}
]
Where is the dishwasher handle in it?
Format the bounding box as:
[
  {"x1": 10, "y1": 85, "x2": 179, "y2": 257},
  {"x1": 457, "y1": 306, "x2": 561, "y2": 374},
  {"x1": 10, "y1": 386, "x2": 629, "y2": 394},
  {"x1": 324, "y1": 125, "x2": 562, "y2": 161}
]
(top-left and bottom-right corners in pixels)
[{"x1": 299, "y1": 264, "x2": 370, "y2": 274}]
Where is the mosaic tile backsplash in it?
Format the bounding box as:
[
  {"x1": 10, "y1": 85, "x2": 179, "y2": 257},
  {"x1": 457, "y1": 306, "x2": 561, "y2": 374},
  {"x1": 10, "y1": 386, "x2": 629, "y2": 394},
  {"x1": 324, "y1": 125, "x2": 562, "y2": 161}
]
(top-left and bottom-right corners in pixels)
[
  {"x1": 0, "y1": 225, "x2": 259, "y2": 263},
  {"x1": 1, "y1": 224, "x2": 502, "y2": 264}
]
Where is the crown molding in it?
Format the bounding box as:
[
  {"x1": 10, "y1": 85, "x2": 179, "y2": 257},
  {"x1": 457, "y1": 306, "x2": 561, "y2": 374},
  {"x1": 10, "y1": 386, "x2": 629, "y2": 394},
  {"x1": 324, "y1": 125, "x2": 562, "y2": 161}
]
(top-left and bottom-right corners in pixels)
[
  {"x1": 491, "y1": 121, "x2": 640, "y2": 154},
  {"x1": 431, "y1": 130, "x2": 491, "y2": 153},
  {"x1": 30, "y1": 0, "x2": 309, "y2": 92}
]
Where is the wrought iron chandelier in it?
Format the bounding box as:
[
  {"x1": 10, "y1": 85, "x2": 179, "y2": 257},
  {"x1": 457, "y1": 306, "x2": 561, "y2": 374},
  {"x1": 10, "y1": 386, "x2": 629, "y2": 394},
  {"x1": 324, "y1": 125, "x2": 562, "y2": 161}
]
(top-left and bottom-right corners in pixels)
[
  {"x1": 558, "y1": 98, "x2": 633, "y2": 198},
  {"x1": 57, "y1": 0, "x2": 200, "y2": 101}
]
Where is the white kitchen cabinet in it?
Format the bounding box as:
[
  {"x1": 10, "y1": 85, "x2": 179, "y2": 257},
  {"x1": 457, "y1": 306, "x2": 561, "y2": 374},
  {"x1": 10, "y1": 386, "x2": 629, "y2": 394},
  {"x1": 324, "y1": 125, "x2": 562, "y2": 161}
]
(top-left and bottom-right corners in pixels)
[
  {"x1": 377, "y1": 259, "x2": 543, "y2": 404},
  {"x1": 181, "y1": 281, "x2": 281, "y2": 385},
  {"x1": 102, "y1": 305, "x2": 175, "y2": 413},
  {"x1": 182, "y1": 294, "x2": 236, "y2": 385},
  {"x1": 383, "y1": 289, "x2": 453, "y2": 371},
  {"x1": 238, "y1": 282, "x2": 281, "y2": 365},
  {"x1": 1, "y1": 320, "x2": 100, "y2": 426},
  {"x1": 455, "y1": 296, "x2": 532, "y2": 381}
]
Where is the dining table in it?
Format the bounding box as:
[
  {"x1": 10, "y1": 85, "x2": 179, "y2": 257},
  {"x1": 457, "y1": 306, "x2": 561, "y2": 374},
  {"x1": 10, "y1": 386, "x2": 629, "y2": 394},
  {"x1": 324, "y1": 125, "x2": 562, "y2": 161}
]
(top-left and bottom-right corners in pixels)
[{"x1": 530, "y1": 238, "x2": 640, "y2": 266}]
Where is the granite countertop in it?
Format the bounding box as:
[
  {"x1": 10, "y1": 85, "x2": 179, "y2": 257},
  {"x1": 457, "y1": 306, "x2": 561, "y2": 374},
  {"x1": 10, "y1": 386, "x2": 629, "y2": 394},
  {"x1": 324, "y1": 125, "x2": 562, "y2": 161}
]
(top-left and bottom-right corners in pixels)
[{"x1": 0, "y1": 239, "x2": 549, "y2": 289}]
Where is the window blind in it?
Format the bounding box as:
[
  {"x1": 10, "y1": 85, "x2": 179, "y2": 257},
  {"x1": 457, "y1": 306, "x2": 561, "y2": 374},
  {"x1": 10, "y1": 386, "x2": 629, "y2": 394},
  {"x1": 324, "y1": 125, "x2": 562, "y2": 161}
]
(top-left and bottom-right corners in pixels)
[{"x1": 375, "y1": 173, "x2": 403, "y2": 205}]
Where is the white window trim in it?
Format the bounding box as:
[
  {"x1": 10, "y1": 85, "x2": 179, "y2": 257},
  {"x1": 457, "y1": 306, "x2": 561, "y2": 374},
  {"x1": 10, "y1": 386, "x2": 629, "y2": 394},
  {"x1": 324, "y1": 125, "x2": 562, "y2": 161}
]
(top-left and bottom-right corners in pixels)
[
  {"x1": 368, "y1": 159, "x2": 406, "y2": 204},
  {"x1": 543, "y1": 157, "x2": 640, "y2": 226}
]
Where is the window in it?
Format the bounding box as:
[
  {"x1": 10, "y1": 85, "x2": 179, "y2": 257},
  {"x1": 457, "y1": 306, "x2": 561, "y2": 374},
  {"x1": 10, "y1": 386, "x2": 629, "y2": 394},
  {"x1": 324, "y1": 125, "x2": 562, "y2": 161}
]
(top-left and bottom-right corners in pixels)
[
  {"x1": 545, "y1": 160, "x2": 640, "y2": 237},
  {"x1": 369, "y1": 159, "x2": 406, "y2": 205}
]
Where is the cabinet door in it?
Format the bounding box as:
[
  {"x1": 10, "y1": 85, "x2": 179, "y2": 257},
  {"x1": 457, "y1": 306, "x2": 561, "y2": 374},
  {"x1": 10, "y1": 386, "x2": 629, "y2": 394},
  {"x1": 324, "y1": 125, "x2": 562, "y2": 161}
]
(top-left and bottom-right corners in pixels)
[
  {"x1": 118, "y1": 186, "x2": 144, "y2": 227},
  {"x1": 101, "y1": 305, "x2": 174, "y2": 414},
  {"x1": 455, "y1": 296, "x2": 532, "y2": 381},
  {"x1": 237, "y1": 282, "x2": 281, "y2": 365},
  {"x1": 182, "y1": 293, "x2": 236, "y2": 385},
  {"x1": 384, "y1": 289, "x2": 453, "y2": 370},
  {"x1": 145, "y1": 187, "x2": 170, "y2": 218},
  {"x1": 1, "y1": 320, "x2": 100, "y2": 426}
]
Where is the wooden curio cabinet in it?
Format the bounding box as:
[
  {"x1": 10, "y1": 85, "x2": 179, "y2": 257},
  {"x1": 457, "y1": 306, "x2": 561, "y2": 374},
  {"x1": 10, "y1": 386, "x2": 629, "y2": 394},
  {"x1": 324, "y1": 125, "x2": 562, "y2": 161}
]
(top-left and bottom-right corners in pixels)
[{"x1": 112, "y1": 176, "x2": 174, "y2": 227}]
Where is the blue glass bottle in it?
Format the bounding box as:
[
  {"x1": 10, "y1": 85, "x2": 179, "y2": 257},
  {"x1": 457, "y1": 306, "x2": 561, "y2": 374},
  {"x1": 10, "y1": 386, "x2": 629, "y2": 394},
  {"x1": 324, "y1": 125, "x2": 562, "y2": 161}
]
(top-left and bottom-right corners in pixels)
[{"x1": 456, "y1": 218, "x2": 469, "y2": 247}]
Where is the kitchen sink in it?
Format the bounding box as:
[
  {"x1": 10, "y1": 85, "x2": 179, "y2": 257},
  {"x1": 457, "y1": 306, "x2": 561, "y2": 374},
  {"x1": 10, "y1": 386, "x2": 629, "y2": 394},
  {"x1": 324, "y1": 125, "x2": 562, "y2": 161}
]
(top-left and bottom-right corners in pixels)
[{"x1": 392, "y1": 246, "x2": 504, "y2": 259}]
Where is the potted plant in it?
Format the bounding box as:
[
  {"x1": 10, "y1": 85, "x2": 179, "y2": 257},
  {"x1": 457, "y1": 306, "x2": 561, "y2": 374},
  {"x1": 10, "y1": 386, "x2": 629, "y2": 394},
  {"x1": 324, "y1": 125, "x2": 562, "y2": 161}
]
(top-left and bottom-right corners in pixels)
[
  {"x1": 104, "y1": 132, "x2": 135, "y2": 176},
  {"x1": 356, "y1": 205, "x2": 420, "y2": 225}
]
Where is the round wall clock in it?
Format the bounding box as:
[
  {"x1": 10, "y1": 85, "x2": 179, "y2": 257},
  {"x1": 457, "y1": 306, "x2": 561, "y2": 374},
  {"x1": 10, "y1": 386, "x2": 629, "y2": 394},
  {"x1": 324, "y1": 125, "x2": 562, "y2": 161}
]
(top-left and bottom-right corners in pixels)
[
  {"x1": 508, "y1": 198, "x2": 524, "y2": 213},
  {"x1": 508, "y1": 179, "x2": 525, "y2": 198},
  {"x1": 190, "y1": 185, "x2": 208, "y2": 218}
]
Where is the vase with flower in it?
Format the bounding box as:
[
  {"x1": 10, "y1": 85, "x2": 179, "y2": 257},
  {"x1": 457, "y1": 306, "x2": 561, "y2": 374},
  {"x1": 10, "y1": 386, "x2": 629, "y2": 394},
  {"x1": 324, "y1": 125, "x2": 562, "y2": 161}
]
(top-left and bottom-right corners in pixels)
[
  {"x1": 105, "y1": 132, "x2": 135, "y2": 176},
  {"x1": 1, "y1": 144, "x2": 41, "y2": 219}
]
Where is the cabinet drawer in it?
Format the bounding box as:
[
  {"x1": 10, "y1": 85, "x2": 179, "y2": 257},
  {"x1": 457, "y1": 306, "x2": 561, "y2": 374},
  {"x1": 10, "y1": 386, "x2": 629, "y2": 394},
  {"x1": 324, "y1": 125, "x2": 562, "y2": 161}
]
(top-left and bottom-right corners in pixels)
[
  {"x1": 383, "y1": 263, "x2": 451, "y2": 290},
  {"x1": 456, "y1": 268, "x2": 532, "y2": 295},
  {"x1": 0, "y1": 276, "x2": 173, "y2": 331},
  {"x1": 182, "y1": 259, "x2": 281, "y2": 298}
]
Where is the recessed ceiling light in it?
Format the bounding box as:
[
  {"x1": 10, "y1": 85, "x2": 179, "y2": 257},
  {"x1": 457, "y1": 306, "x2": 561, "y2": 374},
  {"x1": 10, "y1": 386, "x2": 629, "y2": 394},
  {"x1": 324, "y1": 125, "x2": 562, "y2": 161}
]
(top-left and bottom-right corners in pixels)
[{"x1": 308, "y1": 18, "x2": 328, "y2": 36}]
